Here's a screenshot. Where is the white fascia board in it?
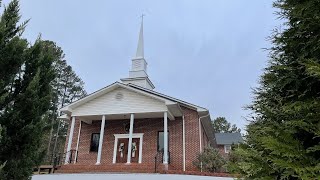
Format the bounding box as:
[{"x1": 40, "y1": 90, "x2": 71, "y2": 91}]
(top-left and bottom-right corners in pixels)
[
  {"x1": 58, "y1": 114, "x2": 70, "y2": 121},
  {"x1": 197, "y1": 109, "x2": 209, "y2": 116},
  {"x1": 60, "y1": 107, "x2": 72, "y2": 115}
]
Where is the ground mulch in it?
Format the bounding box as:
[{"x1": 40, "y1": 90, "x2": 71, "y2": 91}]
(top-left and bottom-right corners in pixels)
[{"x1": 160, "y1": 170, "x2": 235, "y2": 177}]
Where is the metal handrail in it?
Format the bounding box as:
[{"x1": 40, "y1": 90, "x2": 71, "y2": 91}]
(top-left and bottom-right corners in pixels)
[
  {"x1": 154, "y1": 150, "x2": 170, "y2": 173},
  {"x1": 154, "y1": 150, "x2": 163, "y2": 173},
  {"x1": 52, "y1": 149, "x2": 77, "y2": 168}
]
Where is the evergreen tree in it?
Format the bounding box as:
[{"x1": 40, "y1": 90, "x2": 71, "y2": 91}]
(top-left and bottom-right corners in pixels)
[
  {"x1": 0, "y1": 1, "x2": 57, "y2": 179},
  {"x1": 228, "y1": 0, "x2": 320, "y2": 179},
  {"x1": 45, "y1": 46, "x2": 87, "y2": 160},
  {"x1": 0, "y1": 125, "x2": 5, "y2": 173},
  {"x1": 45, "y1": 41, "x2": 65, "y2": 158},
  {"x1": 212, "y1": 117, "x2": 241, "y2": 133}
]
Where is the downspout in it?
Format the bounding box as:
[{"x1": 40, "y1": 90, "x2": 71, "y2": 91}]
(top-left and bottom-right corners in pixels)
[
  {"x1": 199, "y1": 113, "x2": 210, "y2": 172},
  {"x1": 182, "y1": 115, "x2": 186, "y2": 171},
  {"x1": 177, "y1": 105, "x2": 186, "y2": 172}
]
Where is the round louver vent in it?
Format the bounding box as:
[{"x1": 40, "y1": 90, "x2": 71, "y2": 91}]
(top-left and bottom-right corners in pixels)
[{"x1": 115, "y1": 92, "x2": 124, "y2": 100}]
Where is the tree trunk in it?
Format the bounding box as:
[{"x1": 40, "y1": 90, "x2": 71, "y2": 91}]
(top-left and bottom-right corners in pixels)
[
  {"x1": 46, "y1": 120, "x2": 54, "y2": 156},
  {"x1": 52, "y1": 80, "x2": 67, "y2": 155}
]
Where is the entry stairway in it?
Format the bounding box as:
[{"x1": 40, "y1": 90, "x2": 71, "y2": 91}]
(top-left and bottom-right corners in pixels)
[{"x1": 55, "y1": 163, "x2": 175, "y2": 174}]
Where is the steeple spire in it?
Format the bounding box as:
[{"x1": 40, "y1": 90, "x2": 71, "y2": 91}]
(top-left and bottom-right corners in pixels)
[
  {"x1": 135, "y1": 14, "x2": 144, "y2": 58},
  {"x1": 121, "y1": 14, "x2": 155, "y2": 90}
]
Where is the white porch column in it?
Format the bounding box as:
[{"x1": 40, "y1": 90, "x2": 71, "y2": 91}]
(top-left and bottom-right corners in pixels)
[
  {"x1": 74, "y1": 120, "x2": 82, "y2": 163},
  {"x1": 65, "y1": 116, "x2": 76, "y2": 164},
  {"x1": 163, "y1": 112, "x2": 168, "y2": 164},
  {"x1": 127, "y1": 113, "x2": 134, "y2": 163},
  {"x1": 96, "y1": 115, "x2": 106, "y2": 165}
]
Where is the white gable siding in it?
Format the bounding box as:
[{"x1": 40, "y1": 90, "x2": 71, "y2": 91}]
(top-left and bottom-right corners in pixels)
[{"x1": 72, "y1": 87, "x2": 167, "y2": 116}]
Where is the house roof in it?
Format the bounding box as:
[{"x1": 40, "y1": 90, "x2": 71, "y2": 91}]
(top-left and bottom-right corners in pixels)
[{"x1": 215, "y1": 133, "x2": 243, "y2": 145}]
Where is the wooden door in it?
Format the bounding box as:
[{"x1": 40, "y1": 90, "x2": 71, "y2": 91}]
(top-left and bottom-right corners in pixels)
[
  {"x1": 116, "y1": 138, "x2": 128, "y2": 163},
  {"x1": 130, "y1": 138, "x2": 140, "y2": 163}
]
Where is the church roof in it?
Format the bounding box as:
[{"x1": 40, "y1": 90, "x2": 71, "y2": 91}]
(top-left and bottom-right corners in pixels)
[
  {"x1": 60, "y1": 81, "x2": 215, "y2": 146},
  {"x1": 61, "y1": 81, "x2": 208, "y2": 113},
  {"x1": 126, "y1": 83, "x2": 208, "y2": 112}
]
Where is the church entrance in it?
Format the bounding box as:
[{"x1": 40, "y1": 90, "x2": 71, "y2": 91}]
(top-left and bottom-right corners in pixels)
[{"x1": 115, "y1": 138, "x2": 140, "y2": 163}]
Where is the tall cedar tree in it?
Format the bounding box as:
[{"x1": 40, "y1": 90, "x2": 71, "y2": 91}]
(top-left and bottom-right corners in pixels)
[
  {"x1": 227, "y1": 0, "x2": 320, "y2": 179},
  {"x1": 0, "y1": 1, "x2": 57, "y2": 179}
]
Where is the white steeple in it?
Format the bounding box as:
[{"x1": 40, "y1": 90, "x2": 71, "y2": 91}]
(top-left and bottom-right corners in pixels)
[
  {"x1": 135, "y1": 20, "x2": 144, "y2": 58},
  {"x1": 121, "y1": 16, "x2": 155, "y2": 90}
]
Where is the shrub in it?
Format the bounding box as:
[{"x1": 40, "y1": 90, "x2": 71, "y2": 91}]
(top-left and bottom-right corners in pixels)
[{"x1": 193, "y1": 147, "x2": 226, "y2": 173}]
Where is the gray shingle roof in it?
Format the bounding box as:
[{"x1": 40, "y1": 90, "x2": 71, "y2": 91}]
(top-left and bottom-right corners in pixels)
[{"x1": 215, "y1": 133, "x2": 243, "y2": 145}]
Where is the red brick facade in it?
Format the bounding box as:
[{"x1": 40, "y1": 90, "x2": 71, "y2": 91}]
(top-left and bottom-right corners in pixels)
[
  {"x1": 62, "y1": 107, "x2": 211, "y2": 173},
  {"x1": 217, "y1": 145, "x2": 228, "y2": 158}
]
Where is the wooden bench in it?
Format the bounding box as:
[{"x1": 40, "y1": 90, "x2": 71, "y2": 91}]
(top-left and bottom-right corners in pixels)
[{"x1": 37, "y1": 165, "x2": 54, "y2": 174}]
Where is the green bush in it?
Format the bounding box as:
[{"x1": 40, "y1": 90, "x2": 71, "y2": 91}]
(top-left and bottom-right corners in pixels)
[
  {"x1": 0, "y1": 125, "x2": 4, "y2": 173},
  {"x1": 193, "y1": 147, "x2": 226, "y2": 173}
]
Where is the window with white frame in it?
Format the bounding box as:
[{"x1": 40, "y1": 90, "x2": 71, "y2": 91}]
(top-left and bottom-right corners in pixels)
[
  {"x1": 157, "y1": 131, "x2": 169, "y2": 152},
  {"x1": 224, "y1": 145, "x2": 231, "y2": 153}
]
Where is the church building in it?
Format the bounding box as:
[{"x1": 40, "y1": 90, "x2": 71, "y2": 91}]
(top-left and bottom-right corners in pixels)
[{"x1": 57, "y1": 21, "x2": 215, "y2": 173}]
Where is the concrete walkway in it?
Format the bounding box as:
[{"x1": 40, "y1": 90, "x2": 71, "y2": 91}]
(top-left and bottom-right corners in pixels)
[{"x1": 32, "y1": 173, "x2": 234, "y2": 180}]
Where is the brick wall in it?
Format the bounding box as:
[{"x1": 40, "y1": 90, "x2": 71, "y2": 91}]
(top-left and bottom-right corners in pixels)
[
  {"x1": 202, "y1": 127, "x2": 210, "y2": 150},
  {"x1": 217, "y1": 145, "x2": 229, "y2": 158},
  {"x1": 64, "y1": 107, "x2": 202, "y2": 171},
  {"x1": 182, "y1": 107, "x2": 201, "y2": 171}
]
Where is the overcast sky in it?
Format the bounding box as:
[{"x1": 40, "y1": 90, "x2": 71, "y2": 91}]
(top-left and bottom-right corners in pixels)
[{"x1": 5, "y1": 0, "x2": 280, "y2": 131}]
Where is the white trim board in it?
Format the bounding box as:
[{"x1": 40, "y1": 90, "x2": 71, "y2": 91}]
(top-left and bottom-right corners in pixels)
[{"x1": 112, "y1": 133, "x2": 144, "y2": 164}]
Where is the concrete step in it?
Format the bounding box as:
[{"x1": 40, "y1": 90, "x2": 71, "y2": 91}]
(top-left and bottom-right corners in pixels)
[{"x1": 55, "y1": 163, "x2": 176, "y2": 174}]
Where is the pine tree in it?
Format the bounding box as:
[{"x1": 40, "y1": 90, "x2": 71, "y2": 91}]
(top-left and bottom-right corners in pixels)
[
  {"x1": 228, "y1": 0, "x2": 320, "y2": 179},
  {"x1": 44, "y1": 47, "x2": 87, "y2": 161},
  {"x1": 212, "y1": 117, "x2": 241, "y2": 133},
  {"x1": 0, "y1": 1, "x2": 57, "y2": 179},
  {"x1": 51, "y1": 66, "x2": 86, "y2": 156}
]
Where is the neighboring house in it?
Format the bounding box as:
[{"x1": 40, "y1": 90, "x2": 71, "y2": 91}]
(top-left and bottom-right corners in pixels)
[
  {"x1": 215, "y1": 133, "x2": 243, "y2": 156},
  {"x1": 57, "y1": 22, "x2": 215, "y2": 173}
]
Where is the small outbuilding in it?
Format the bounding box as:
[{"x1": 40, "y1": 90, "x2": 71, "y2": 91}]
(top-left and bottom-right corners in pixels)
[{"x1": 215, "y1": 133, "x2": 243, "y2": 155}]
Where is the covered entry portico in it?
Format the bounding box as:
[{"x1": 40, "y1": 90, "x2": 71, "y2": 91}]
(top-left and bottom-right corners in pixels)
[
  {"x1": 64, "y1": 111, "x2": 172, "y2": 166},
  {"x1": 58, "y1": 82, "x2": 213, "y2": 173}
]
